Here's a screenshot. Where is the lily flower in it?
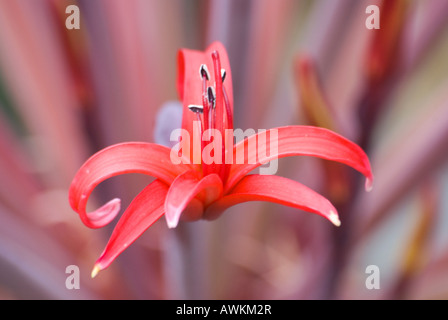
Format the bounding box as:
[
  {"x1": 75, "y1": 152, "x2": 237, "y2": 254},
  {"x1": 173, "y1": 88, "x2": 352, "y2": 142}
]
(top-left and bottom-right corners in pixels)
[{"x1": 68, "y1": 42, "x2": 373, "y2": 278}]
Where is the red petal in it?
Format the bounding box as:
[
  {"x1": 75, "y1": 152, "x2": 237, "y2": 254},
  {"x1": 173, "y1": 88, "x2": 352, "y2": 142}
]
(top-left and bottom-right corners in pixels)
[
  {"x1": 226, "y1": 126, "x2": 373, "y2": 193},
  {"x1": 164, "y1": 170, "x2": 223, "y2": 229},
  {"x1": 92, "y1": 179, "x2": 167, "y2": 276},
  {"x1": 205, "y1": 174, "x2": 340, "y2": 226},
  {"x1": 69, "y1": 142, "x2": 192, "y2": 228}
]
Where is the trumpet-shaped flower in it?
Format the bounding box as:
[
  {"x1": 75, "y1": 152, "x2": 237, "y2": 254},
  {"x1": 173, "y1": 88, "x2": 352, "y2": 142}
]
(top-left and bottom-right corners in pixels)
[{"x1": 68, "y1": 42, "x2": 373, "y2": 277}]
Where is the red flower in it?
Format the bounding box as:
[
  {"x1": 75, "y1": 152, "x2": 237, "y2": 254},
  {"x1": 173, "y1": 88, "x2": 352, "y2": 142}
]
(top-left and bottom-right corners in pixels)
[{"x1": 69, "y1": 42, "x2": 373, "y2": 278}]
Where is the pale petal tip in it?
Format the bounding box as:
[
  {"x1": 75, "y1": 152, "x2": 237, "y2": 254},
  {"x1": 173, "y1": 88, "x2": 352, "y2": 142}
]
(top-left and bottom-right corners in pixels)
[
  {"x1": 165, "y1": 205, "x2": 181, "y2": 229},
  {"x1": 365, "y1": 177, "x2": 374, "y2": 192},
  {"x1": 166, "y1": 221, "x2": 179, "y2": 229},
  {"x1": 91, "y1": 265, "x2": 101, "y2": 278},
  {"x1": 165, "y1": 214, "x2": 180, "y2": 229},
  {"x1": 329, "y1": 210, "x2": 341, "y2": 227}
]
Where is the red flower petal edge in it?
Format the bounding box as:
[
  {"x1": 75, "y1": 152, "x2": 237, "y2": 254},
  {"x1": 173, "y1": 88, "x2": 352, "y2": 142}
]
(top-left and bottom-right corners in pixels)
[
  {"x1": 91, "y1": 179, "x2": 168, "y2": 277},
  {"x1": 69, "y1": 142, "x2": 191, "y2": 228},
  {"x1": 205, "y1": 174, "x2": 340, "y2": 226},
  {"x1": 164, "y1": 170, "x2": 223, "y2": 228},
  {"x1": 226, "y1": 126, "x2": 373, "y2": 193}
]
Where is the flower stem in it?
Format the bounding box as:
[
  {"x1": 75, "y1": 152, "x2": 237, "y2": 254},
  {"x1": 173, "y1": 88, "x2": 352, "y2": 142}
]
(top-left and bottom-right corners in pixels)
[{"x1": 164, "y1": 222, "x2": 209, "y2": 299}]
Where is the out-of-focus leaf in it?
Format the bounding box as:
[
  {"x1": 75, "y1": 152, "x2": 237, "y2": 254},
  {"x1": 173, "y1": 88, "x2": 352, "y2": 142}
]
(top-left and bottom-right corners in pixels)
[
  {"x1": 0, "y1": 0, "x2": 89, "y2": 186},
  {"x1": 402, "y1": 0, "x2": 448, "y2": 72},
  {"x1": 240, "y1": 0, "x2": 298, "y2": 128},
  {"x1": 0, "y1": 113, "x2": 40, "y2": 216},
  {"x1": 354, "y1": 81, "x2": 448, "y2": 238}
]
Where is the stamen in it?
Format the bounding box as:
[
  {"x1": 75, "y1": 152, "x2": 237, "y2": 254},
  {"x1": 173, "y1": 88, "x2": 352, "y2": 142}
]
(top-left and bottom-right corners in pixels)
[
  {"x1": 223, "y1": 85, "x2": 232, "y2": 130},
  {"x1": 220, "y1": 86, "x2": 232, "y2": 183},
  {"x1": 211, "y1": 51, "x2": 227, "y2": 178},
  {"x1": 188, "y1": 104, "x2": 204, "y2": 133},
  {"x1": 221, "y1": 69, "x2": 226, "y2": 83},
  {"x1": 201, "y1": 71, "x2": 210, "y2": 131},
  {"x1": 207, "y1": 86, "x2": 216, "y2": 135},
  {"x1": 199, "y1": 64, "x2": 210, "y2": 81},
  {"x1": 188, "y1": 104, "x2": 204, "y2": 114},
  {"x1": 211, "y1": 51, "x2": 223, "y2": 131},
  {"x1": 199, "y1": 65, "x2": 212, "y2": 175},
  {"x1": 207, "y1": 86, "x2": 216, "y2": 109}
]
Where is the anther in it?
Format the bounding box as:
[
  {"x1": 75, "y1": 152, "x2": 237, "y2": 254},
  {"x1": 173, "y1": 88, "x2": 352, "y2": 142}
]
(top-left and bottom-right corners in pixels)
[
  {"x1": 188, "y1": 104, "x2": 204, "y2": 131},
  {"x1": 221, "y1": 69, "x2": 226, "y2": 83},
  {"x1": 199, "y1": 64, "x2": 210, "y2": 81},
  {"x1": 207, "y1": 86, "x2": 216, "y2": 109},
  {"x1": 188, "y1": 104, "x2": 204, "y2": 114}
]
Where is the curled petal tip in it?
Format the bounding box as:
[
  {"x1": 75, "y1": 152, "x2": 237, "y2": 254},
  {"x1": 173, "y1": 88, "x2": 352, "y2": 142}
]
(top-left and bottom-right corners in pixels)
[
  {"x1": 329, "y1": 210, "x2": 341, "y2": 227},
  {"x1": 85, "y1": 198, "x2": 121, "y2": 229},
  {"x1": 91, "y1": 265, "x2": 101, "y2": 278},
  {"x1": 107, "y1": 198, "x2": 121, "y2": 212}
]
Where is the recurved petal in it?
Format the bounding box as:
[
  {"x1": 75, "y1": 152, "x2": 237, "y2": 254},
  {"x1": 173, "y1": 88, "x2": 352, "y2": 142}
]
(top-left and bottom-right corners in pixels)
[
  {"x1": 164, "y1": 170, "x2": 223, "y2": 229},
  {"x1": 205, "y1": 174, "x2": 340, "y2": 226},
  {"x1": 92, "y1": 179, "x2": 168, "y2": 277},
  {"x1": 69, "y1": 142, "x2": 192, "y2": 228},
  {"x1": 226, "y1": 125, "x2": 373, "y2": 193}
]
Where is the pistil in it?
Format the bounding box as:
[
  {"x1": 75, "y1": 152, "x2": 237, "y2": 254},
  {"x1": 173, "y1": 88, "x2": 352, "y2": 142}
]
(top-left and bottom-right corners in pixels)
[{"x1": 200, "y1": 64, "x2": 210, "y2": 132}]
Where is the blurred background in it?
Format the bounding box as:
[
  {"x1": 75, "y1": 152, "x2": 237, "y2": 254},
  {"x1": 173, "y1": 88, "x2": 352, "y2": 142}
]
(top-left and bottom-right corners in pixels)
[{"x1": 0, "y1": 0, "x2": 447, "y2": 299}]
